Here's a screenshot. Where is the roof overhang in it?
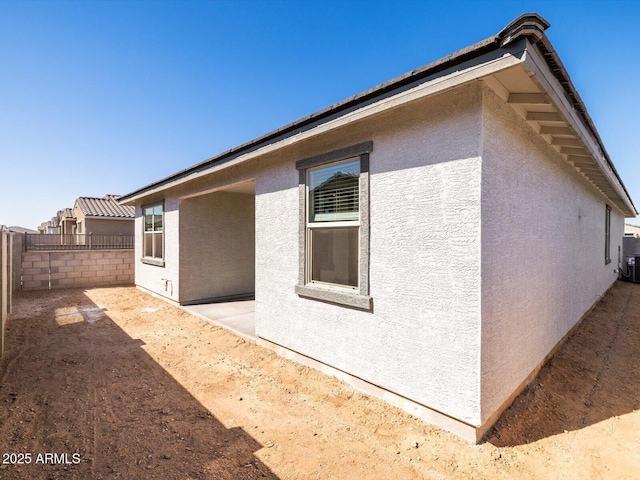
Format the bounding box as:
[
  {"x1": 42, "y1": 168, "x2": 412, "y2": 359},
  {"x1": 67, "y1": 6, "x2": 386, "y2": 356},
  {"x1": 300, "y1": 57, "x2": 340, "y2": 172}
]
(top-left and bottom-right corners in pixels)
[
  {"x1": 483, "y1": 44, "x2": 636, "y2": 217},
  {"x1": 119, "y1": 13, "x2": 636, "y2": 217}
]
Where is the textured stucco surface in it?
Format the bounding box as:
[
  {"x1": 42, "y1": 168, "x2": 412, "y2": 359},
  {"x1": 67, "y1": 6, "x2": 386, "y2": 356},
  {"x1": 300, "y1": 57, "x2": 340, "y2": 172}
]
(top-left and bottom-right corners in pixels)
[
  {"x1": 479, "y1": 86, "x2": 624, "y2": 424},
  {"x1": 256, "y1": 84, "x2": 484, "y2": 425},
  {"x1": 179, "y1": 191, "x2": 255, "y2": 303},
  {"x1": 83, "y1": 219, "x2": 134, "y2": 236},
  {"x1": 134, "y1": 196, "x2": 180, "y2": 302},
  {"x1": 134, "y1": 160, "x2": 259, "y2": 303},
  {"x1": 130, "y1": 78, "x2": 629, "y2": 434}
]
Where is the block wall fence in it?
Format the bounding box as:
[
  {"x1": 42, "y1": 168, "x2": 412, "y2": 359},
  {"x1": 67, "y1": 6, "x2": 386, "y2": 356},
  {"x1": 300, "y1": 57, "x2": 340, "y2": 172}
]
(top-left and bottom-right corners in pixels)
[
  {"x1": 21, "y1": 250, "x2": 134, "y2": 290},
  {"x1": 1, "y1": 228, "x2": 15, "y2": 357}
]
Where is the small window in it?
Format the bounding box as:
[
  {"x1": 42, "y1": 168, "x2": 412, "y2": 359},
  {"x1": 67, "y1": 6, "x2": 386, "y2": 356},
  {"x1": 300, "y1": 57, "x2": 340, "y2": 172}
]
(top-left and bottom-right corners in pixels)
[
  {"x1": 143, "y1": 204, "x2": 164, "y2": 261},
  {"x1": 605, "y1": 205, "x2": 611, "y2": 265}
]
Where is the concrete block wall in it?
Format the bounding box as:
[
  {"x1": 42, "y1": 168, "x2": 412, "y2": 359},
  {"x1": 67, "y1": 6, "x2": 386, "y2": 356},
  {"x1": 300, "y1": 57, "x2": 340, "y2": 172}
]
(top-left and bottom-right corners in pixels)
[
  {"x1": 21, "y1": 250, "x2": 134, "y2": 290},
  {"x1": 11, "y1": 234, "x2": 22, "y2": 292},
  {"x1": 1, "y1": 229, "x2": 13, "y2": 357}
]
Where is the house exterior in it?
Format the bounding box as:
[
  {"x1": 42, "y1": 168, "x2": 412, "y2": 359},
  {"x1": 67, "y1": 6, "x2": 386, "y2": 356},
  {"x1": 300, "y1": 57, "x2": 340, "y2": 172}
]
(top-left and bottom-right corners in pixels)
[
  {"x1": 73, "y1": 195, "x2": 135, "y2": 236},
  {"x1": 625, "y1": 224, "x2": 640, "y2": 238},
  {"x1": 119, "y1": 14, "x2": 637, "y2": 442},
  {"x1": 57, "y1": 208, "x2": 77, "y2": 235},
  {"x1": 7, "y1": 226, "x2": 38, "y2": 234}
]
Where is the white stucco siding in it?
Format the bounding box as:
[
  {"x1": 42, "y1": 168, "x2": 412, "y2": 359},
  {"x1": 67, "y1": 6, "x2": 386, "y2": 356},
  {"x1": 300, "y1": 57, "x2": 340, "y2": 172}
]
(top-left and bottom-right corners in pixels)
[
  {"x1": 179, "y1": 191, "x2": 255, "y2": 303},
  {"x1": 479, "y1": 86, "x2": 624, "y2": 424},
  {"x1": 134, "y1": 160, "x2": 258, "y2": 303},
  {"x1": 134, "y1": 196, "x2": 181, "y2": 302},
  {"x1": 256, "y1": 84, "x2": 484, "y2": 425}
]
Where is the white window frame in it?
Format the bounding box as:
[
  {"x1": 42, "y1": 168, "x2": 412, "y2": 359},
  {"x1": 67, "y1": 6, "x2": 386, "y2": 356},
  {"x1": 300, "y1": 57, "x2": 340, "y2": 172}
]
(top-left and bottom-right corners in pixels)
[
  {"x1": 141, "y1": 202, "x2": 165, "y2": 267},
  {"x1": 305, "y1": 158, "x2": 361, "y2": 290},
  {"x1": 295, "y1": 142, "x2": 373, "y2": 310}
]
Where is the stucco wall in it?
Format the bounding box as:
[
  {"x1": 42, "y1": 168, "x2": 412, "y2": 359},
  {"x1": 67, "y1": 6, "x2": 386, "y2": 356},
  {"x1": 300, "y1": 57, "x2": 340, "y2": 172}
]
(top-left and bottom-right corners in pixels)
[
  {"x1": 129, "y1": 77, "x2": 631, "y2": 433},
  {"x1": 133, "y1": 84, "x2": 485, "y2": 425},
  {"x1": 179, "y1": 191, "x2": 255, "y2": 303},
  {"x1": 134, "y1": 197, "x2": 180, "y2": 301},
  {"x1": 84, "y1": 218, "x2": 134, "y2": 236},
  {"x1": 479, "y1": 86, "x2": 624, "y2": 424},
  {"x1": 133, "y1": 160, "x2": 260, "y2": 303},
  {"x1": 255, "y1": 84, "x2": 484, "y2": 426}
]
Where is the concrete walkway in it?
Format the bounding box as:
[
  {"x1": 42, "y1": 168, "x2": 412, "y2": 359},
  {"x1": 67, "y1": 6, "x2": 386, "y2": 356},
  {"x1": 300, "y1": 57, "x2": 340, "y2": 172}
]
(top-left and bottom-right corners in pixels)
[{"x1": 182, "y1": 300, "x2": 256, "y2": 341}]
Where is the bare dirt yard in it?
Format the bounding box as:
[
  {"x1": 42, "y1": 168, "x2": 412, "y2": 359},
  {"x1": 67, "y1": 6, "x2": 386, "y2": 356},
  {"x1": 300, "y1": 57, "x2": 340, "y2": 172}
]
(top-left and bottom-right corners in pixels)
[{"x1": 0, "y1": 281, "x2": 639, "y2": 479}]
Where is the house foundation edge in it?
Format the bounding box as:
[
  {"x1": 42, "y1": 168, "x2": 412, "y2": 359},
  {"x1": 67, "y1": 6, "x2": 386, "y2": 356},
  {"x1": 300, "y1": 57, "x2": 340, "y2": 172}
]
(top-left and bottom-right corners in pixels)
[
  {"x1": 256, "y1": 337, "x2": 483, "y2": 443},
  {"x1": 478, "y1": 278, "x2": 619, "y2": 442},
  {"x1": 136, "y1": 278, "x2": 620, "y2": 444}
]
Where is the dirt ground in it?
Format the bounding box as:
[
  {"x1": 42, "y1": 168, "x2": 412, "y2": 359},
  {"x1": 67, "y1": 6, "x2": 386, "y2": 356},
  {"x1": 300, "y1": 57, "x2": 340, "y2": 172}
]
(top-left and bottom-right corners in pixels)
[{"x1": 0, "y1": 281, "x2": 638, "y2": 479}]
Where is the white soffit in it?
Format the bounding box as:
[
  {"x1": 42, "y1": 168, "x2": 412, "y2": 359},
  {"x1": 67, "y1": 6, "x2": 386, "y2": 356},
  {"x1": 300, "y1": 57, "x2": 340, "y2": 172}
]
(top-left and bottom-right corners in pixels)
[{"x1": 483, "y1": 51, "x2": 634, "y2": 217}]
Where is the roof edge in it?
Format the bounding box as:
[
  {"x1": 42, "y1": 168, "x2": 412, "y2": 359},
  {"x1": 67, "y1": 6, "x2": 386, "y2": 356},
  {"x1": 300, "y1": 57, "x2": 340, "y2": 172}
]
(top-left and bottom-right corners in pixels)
[
  {"x1": 523, "y1": 26, "x2": 637, "y2": 215},
  {"x1": 119, "y1": 25, "x2": 512, "y2": 203},
  {"x1": 498, "y1": 13, "x2": 550, "y2": 46},
  {"x1": 119, "y1": 12, "x2": 635, "y2": 216}
]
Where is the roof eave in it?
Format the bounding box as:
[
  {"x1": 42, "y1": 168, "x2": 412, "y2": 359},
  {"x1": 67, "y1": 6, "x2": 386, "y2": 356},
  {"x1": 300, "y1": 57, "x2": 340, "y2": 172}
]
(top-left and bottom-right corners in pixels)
[
  {"x1": 119, "y1": 13, "x2": 636, "y2": 217},
  {"x1": 119, "y1": 33, "x2": 510, "y2": 205}
]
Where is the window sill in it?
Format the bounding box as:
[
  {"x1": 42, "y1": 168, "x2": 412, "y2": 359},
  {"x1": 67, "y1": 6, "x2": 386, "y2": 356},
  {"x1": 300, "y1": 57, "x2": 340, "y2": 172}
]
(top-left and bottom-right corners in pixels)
[
  {"x1": 295, "y1": 284, "x2": 372, "y2": 310},
  {"x1": 605, "y1": 259, "x2": 612, "y2": 265},
  {"x1": 141, "y1": 257, "x2": 165, "y2": 267}
]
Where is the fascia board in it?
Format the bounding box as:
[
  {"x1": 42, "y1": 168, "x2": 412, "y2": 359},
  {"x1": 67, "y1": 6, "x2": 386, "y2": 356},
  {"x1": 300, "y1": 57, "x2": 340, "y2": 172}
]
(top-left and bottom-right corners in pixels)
[
  {"x1": 120, "y1": 47, "x2": 527, "y2": 205},
  {"x1": 521, "y1": 41, "x2": 636, "y2": 216}
]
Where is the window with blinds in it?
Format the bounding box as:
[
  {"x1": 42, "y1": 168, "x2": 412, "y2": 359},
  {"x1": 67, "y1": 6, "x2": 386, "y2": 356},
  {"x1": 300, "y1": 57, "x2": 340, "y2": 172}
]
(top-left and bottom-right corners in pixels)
[
  {"x1": 308, "y1": 159, "x2": 359, "y2": 223},
  {"x1": 307, "y1": 158, "x2": 360, "y2": 288}
]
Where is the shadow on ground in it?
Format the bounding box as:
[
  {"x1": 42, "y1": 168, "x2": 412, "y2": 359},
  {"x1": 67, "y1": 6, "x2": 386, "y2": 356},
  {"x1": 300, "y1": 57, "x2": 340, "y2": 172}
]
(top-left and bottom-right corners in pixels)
[
  {"x1": 0, "y1": 289, "x2": 277, "y2": 480},
  {"x1": 487, "y1": 280, "x2": 640, "y2": 447}
]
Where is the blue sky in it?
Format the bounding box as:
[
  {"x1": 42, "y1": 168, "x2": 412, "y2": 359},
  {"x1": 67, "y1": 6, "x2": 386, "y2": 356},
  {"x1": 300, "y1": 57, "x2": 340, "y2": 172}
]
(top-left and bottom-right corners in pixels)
[{"x1": 1, "y1": 0, "x2": 638, "y2": 229}]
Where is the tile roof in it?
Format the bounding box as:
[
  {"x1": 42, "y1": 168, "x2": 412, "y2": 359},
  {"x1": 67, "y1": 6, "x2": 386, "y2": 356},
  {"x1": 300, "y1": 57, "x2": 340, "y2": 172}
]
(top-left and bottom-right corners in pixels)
[
  {"x1": 76, "y1": 195, "x2": 135, "y2": 219},
  {"x1": 9, "y1": 226, "x2": 39, "y2": 234},
  {"x1": 59, "y1": 208, "x2": 75, "y2": 220}
]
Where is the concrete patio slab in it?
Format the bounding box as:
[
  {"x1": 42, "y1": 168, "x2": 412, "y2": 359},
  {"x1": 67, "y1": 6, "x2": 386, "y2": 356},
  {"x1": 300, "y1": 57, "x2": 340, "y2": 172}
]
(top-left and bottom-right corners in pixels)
[{"x1": 182, "y1": 300, "x2": 255, "y2": 341}]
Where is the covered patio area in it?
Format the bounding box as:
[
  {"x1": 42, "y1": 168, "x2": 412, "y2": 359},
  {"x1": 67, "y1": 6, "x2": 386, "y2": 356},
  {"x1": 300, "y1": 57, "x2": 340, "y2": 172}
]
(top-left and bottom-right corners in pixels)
[{"x1": 182, "y1": 298, "x2": 256, "y2": 341}]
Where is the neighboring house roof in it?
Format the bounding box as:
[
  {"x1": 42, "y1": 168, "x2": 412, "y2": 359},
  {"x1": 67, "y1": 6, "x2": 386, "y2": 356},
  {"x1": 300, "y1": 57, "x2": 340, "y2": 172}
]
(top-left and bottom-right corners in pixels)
[
  {"x1": 119, "y1": 13, "x2": 636, "y2": 218},
  {"x1": 8, "y1": 226, "x2": 39, "y2": 234},
  {"x1": 625, "y1": 224, "x2": 640, "y2": 238},
  {"x1": 75, "y1": 195, "x2": 135, "y2": 219},
  {"x1": 59, "y1": 208, "x2": 75, "y2": 220}
]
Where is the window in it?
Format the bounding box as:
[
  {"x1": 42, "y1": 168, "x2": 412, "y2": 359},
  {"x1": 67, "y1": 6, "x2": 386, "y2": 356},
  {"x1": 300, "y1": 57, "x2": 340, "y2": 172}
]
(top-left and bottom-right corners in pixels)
[
  {"x1": 308, "y1": 158, "x2": 360, "y2": 288},
  {"x1": 295, "y1": 142, "x2": 372, "y2": 310},
  {"x1": 605, "y1": 204, "x2": 611, "y2": 265},
  {"x1": 143, "y1": 203, "x2": 164, "y2": 265}
]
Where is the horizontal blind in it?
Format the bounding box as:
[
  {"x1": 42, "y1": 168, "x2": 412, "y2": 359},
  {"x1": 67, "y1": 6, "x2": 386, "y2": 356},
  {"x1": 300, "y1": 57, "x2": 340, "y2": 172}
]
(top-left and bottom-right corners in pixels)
[
  {"x1": 309, "y1": 159, "x2": 359, "y2": 222},
  {"x1": 144, "y1": 205, "x2": 163, "y2": 232}
]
